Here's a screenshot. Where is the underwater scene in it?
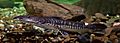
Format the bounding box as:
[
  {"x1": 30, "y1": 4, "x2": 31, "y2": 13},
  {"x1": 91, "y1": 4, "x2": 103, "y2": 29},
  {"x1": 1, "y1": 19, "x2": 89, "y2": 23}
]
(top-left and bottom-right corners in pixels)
[{"x1": 0, "y1": 0, "x2": 120, "y2": 43}]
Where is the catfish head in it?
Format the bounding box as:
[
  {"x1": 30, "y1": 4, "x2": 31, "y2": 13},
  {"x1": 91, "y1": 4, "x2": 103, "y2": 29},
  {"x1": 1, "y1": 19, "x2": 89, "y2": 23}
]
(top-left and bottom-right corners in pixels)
[{"x1": 13, "y1": 15, "x2": 45, "y2": 24}]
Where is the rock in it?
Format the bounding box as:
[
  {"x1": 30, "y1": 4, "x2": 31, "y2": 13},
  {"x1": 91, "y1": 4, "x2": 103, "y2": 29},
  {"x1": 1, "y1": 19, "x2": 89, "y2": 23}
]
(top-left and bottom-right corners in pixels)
[
  {"x1": 23, "y1": 0, "x2": 84, "y2": 20},
  {"x1": 95, "y1": 13, "x2": 108, "y2": 19}
]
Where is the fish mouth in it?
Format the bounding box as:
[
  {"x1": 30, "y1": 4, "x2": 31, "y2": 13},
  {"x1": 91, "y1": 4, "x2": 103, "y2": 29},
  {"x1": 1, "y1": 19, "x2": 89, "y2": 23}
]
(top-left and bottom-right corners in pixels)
[
  {"x1": 13, "y1": 18, "x2": 22, "y2": 21},
  {"x1": 14, "y1": 18, "x2": 19, "y2": 20},
  {"x1": 13, "y1": 18, "x2": 32, "y2": 24}
]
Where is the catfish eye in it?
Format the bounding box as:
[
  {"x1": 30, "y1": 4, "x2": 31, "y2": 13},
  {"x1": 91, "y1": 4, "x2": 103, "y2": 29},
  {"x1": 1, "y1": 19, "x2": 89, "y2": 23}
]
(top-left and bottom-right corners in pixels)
[{"x1": 19, "y1": 17, "x2": 23, "y2": 19}]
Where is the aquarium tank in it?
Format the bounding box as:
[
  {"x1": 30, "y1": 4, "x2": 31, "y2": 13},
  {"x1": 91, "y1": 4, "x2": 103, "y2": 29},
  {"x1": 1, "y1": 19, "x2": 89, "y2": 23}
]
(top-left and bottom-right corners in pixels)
[{"x1": 0, "y1": 0, "x2": 120, "y2": 43}]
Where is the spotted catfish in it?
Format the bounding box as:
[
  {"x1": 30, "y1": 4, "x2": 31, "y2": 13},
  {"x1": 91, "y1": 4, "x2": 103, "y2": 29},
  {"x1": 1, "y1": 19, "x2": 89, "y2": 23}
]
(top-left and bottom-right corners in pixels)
[{"x1": 14, "y1": 15, "x2": 96, "y2": 34}]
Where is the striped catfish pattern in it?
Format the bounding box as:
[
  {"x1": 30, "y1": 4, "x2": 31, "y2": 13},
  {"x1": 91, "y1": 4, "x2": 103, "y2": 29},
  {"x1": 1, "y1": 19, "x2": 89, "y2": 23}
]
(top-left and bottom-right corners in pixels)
[{"x1": 14, "y1": 15, "x2": 96, "y2": 33}]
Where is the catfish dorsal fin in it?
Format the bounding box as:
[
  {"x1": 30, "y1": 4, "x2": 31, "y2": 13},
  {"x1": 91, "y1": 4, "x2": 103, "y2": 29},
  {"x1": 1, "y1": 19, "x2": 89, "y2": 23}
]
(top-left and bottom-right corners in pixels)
[{"x1": 66, "y1": 15, "x2": 86, "y2": 22}]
